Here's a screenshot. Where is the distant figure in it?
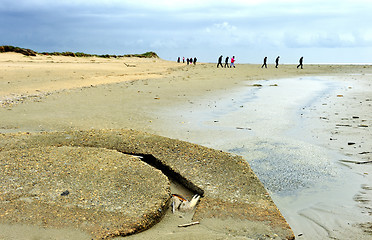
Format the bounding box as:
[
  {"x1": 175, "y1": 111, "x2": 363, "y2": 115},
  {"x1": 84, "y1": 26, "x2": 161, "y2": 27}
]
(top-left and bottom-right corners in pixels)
[
  {"x1": 224, "y1": 56, "x2": 229, "y2": 68},
  {"x1": 217, "y1": 55, "x2": 223, "y2": 68},
  {"x1": 261, "y1": 57, "x2": 267, "y2": 68},
  {"x1": 190, "y1": 58, "x2": 193, "y2": 64},
  {"x1": 187, "y1": 58, "x2": 190, "y2": 65},
  {"x1": 177, "y1": 57, "x2": 180, "y2": 63},
  {"x1": 183, "y1": 57, "x2": 185, "y2": 63},
  {"x1": 194, "y1": 57, "x2": 197, "y2": 65},
  {"x1": 230, "y1": 56, "x2": 236, "y2": 68},
  {"x1": 275, "y1": 56, "x2": 280, "y2": 68},
  {"x1": 297, "y1": 56, "x2": 303, "y2": 69}
]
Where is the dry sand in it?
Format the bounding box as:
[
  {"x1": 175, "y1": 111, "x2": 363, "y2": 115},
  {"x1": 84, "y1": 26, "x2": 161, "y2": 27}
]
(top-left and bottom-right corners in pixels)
[
  {"x1": 0, "y1": 52, "x2": 179, "y2": 104},
  {"x1": 1, "y1": 53, "x2": 364, "y2": 133},
  {"x1": 0, "y1": 52, "x2": 371, "y2": 239}
]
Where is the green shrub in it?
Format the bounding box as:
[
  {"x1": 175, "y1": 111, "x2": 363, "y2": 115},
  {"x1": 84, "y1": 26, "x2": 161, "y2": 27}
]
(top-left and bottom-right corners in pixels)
[{"x1": 0, "y1": 46, "x2": 159, "y2": 59}]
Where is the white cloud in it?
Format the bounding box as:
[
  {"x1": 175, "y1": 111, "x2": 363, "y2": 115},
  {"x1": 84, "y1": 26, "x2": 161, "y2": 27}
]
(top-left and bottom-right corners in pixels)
[
  {"x1": 206, "y1": 22, "x2": 238, "y2": 36},
  {"x1": 1, "y1": 0, "x2": 372, "y2": 63},
  {"x1": 213, "y1": 22, "x2": 237, "y2": 32}
]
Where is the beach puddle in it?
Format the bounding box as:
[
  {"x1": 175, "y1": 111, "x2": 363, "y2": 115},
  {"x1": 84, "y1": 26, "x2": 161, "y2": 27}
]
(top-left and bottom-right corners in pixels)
[{"x1": 233, "y1": 140, "x2": 339, "y2": 195}]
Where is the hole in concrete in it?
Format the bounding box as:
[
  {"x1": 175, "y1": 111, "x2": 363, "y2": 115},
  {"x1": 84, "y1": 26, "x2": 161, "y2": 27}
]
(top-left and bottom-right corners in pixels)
[{"x1": 124, "y1": 153, "x2": 204, "y2": 197}]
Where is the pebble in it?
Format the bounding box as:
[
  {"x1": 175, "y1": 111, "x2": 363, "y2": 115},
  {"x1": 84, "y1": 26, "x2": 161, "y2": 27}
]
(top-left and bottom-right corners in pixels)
[{"x1": 61, "y1": 190, "x2": 70, "y2": 196}]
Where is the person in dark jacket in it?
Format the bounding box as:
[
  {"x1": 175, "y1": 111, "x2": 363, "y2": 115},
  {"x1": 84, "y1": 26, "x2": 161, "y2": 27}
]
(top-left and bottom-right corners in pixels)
[
  {"x1": 261, "y1": 57, "x2": 267, "y2": 68},
  {"x1": 297, "y1": 56, "x2": 303, "y2": 69},
  {"x1": 275, "y1": 56, "x2": 280, "y2": 68},
  {"x1": 217, "y1": 55, "x2": 223, "y2": 68},
  {"x1": 224, "y1": 56, "x2": 229, "y2": 68}
]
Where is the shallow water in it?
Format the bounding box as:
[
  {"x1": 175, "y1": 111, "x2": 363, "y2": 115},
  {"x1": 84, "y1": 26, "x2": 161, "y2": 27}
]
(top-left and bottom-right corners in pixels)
[{"x1": 162, "y1": 77, "x2": 369, "y2": 239}]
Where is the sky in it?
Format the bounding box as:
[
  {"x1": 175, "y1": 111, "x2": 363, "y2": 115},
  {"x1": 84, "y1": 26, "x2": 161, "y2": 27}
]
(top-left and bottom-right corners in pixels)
[{"x1": 1, "y1": 0, "x2": 371, "y2": 63}]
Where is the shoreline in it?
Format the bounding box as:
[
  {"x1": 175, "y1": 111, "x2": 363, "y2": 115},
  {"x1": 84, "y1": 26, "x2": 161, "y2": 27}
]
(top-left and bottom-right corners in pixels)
[{"x1": 0, "y1": 53, "x2": 371, "y2": 239}]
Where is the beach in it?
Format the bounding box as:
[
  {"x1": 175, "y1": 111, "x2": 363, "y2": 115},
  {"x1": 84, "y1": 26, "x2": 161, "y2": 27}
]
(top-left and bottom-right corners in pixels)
[{"x1": 0, "y1": 53, "x2": 371, "y2": 239}]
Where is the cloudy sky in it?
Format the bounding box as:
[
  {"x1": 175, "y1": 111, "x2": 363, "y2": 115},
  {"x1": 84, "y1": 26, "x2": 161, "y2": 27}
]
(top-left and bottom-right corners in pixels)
[{"x1": 1, "y1": 0, "x2": 371, "y2": 63}]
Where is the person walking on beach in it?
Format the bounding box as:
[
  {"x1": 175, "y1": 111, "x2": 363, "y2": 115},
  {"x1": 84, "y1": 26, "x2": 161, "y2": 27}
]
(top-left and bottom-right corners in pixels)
[
  {"x1": 297, "y1": 56, "x2": 303, "y2": 69},
  {"x1": 183, "y1": 57, "x2": 185, "y2": 63},
  {"x1": 230, "y1": 56, "x2": 236, "y2": 68},
  {"x1": 261, "y1": 57, "x2": 267, "y2": 68},
  {"x1": 275, "y1": 56, "x2": 280, "y2": 68},
  {"x1": 190, "y1": 58, "x2": 193, "y2": 64},
  {"x1": 217, "y1": 55, "x2": 223, "y2": 68},
  {"x1": 224, "y1": 56, "x2": 229, "y2": 68},
  {"x1": 194, "y1": 57, "x2": 197, "y2": 65},
  {"x1": 177, "y1": 57, "x2": 180, "y2": 63}
]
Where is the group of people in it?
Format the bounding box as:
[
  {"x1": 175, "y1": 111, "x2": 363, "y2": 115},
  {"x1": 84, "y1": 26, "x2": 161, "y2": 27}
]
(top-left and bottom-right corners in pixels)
[
  {"x1": 262, "y1": 56, "x2": 304, "y2": 69},
  {"x1": 217, "y1": 55, "x2": 236, "y2": 68},
  {"x1": 178, "y1": 57, "x2": 197, "y2": 65},
  {"x1": 177, "y1": 55, "x2": 304, "y2": 69}
]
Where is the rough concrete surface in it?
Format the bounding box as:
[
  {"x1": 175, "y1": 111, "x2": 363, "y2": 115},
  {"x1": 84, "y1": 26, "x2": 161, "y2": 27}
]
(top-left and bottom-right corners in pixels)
[{"x1": 0, "y1": 129, "x2": 294, "y2": 239}]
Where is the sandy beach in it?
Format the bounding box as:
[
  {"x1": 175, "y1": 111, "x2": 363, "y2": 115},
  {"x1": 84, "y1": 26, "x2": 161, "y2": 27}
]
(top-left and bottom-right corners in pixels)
[{"x1": 0, "y1": 52, "x2": 371, "y2": 239}]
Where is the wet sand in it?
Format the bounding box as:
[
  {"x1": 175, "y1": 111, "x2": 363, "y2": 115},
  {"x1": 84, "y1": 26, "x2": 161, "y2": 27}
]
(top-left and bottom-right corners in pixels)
[
  {"x1": 0, "y1": 53, "x2": 371, "y2": 239},
  {"x1": 157, "y1": 76, "x2": 371, "y2": 239}
]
